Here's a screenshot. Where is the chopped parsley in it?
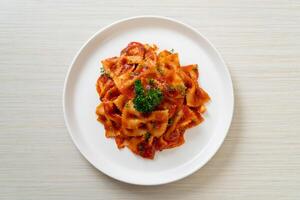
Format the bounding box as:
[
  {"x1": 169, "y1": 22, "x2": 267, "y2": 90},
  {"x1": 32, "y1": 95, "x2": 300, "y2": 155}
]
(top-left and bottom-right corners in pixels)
[
  {"x1": 168, "y1": 118, "x2": 174, "y2": 125},
  {"x1": 133, "y1": 80, "x2": 163, "y2": 113},
  {"x1": 148, "y1": 78, "x2": 155, "y2": 86},
  {"x1": 100, "y1": 66, "x2": 105, "y2": 74},
  {"x1": 100, "y1": 66, "x2": 110, "y2": 77},
  {"x1": 144, "y1": 132, "x2": 151, "y2": 141}
]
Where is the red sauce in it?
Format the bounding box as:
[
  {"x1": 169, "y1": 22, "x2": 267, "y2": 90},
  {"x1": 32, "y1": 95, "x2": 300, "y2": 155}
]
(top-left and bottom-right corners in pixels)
[
  {"x1": 120, "y1": 84, "x2": 135, "y2": 99},
  {"x1": 137, "y1": 141, "x2": 155, "y2": 159},
  {"x1": 121, "y1": 42, "x2": 145, "y2": 57}
]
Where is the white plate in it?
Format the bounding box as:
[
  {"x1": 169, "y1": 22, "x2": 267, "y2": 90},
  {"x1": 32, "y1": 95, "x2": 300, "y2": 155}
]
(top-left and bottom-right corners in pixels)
[{"x1": 63, "y1": 16, "x2": 234, "y2": 185}]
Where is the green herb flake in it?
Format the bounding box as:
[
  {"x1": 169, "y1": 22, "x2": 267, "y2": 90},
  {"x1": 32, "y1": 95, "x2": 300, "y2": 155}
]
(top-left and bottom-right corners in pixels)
[
  {"x1": 134, "y1": 80, "x2": 144, "y2": 96},
  {"x1": 144, "y1": 132, "x2": 151, "y2": 140},
  {"x1": 100, "y1": 66, "x2": 105, "y2": 74},
  {"x1": 148, "y1": 79, "x2": 155, "y2": 86},
  {"x1": 133, "y1": 80, "x2": 163, "y2": 113},
  {"x1": 170, "y1": 48, "x2": 175, "y2": 53},
  {"x1": 100, "y1": 66, "x2": 110, "y2": 77},
  {"x1": 168, "y1": 118, "x2": 174, "y2": 125}
]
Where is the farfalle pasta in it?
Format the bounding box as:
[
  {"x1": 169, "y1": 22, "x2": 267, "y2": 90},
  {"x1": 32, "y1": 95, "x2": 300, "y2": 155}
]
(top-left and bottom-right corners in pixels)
[{"x1": 96, "y1": 42, "x2": 210, "y2": 159}]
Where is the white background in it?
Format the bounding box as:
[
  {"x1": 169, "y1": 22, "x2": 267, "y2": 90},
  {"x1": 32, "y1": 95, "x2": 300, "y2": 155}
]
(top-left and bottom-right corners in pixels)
[{"x1": 0, "y1": 0, "x2": 299, "y2": 199}]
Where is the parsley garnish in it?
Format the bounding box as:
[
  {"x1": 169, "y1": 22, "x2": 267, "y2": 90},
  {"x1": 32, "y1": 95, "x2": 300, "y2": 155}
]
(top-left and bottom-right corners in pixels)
[
  {"x1": 100, "y1": 66, "x2": 110, "y2": 77},
  {"x1": 168, "y1": 118, "x2": 174, "y2": 125},
  {"x1": 133, "y1": 80, "x2": 163, "y2": 113},
  {"x1": 148, "y1": 79, "x2": 155, "y2": 86},
  {"x1": 144, "y1": 132, "x2": 151, "y2": 141},
  {"x1": 100, "y1": 66, "x2": 105, "y2": 74}
]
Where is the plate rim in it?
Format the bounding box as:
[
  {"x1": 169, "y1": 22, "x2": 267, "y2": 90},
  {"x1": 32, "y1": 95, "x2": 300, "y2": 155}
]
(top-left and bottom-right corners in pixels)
[{"x1": 63, "y1": 15, "x2": 234, "y2": 185}]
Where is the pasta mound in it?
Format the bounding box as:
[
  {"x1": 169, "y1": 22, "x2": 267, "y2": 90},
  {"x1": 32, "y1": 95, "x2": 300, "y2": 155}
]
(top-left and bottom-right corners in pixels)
[{"x1": 96, "y1": 42, "x2": 210, "y2": 159}]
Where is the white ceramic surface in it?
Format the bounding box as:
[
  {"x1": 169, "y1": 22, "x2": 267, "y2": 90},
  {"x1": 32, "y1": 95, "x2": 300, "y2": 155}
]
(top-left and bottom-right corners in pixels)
[{"x1": 63, "y1": 16, "x2": 234, "y2": 185}]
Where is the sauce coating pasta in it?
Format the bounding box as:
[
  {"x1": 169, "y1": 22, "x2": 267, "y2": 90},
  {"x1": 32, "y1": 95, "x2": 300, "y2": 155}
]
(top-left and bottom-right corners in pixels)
[{"x1": 96, "y1": 42, "x2": 210, "y2": 159}]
